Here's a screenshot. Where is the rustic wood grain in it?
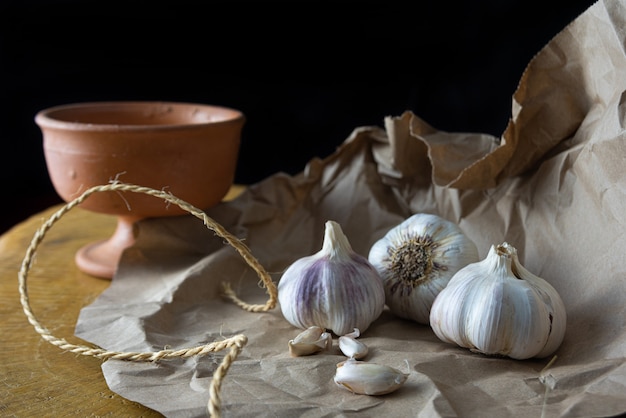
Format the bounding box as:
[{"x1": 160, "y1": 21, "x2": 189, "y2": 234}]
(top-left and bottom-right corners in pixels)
[{"x1": 0, "y1": 185, "x2": 244, "y2": 416}]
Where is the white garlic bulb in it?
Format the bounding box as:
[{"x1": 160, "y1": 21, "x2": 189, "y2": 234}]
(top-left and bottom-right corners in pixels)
[
  {"x1": 368, "y1": 213, "x2": 479, "y2": 324},
  {"x1": 429, "y1": 242, "x2": 567, "y2": 360},
  {"x1": 278, "y1": 220, "x2": 386, "y2": 336},
  {"x1": 334, "y1": 359, "x2": 409, "y2": 395}
]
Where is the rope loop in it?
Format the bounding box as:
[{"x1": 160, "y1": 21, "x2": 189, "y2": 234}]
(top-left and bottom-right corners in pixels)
[{"x1": 18, "y1": 182, "x2": 278, "y2": 417}]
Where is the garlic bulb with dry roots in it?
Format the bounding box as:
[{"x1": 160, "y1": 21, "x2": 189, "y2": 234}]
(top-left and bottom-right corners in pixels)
[
  {"x1": 278, "y1": 220, "x2": 386, "y2": 336},
  {"x1": 429, "y1": 242, "x2": 567, "y2": 360},
  {"x1": 368, "y1": 213, "x2": 479, "y2": 324}
]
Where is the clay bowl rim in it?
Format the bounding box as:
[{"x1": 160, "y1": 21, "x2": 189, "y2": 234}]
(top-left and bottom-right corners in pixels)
[{"x1": 34, "y1": 101, "x2": 245, "y2": 133}]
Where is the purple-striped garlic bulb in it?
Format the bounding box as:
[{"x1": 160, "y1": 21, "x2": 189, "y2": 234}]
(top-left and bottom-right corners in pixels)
[{"x1": 278, "y1": 220, "x2": 385, "y2": 336}]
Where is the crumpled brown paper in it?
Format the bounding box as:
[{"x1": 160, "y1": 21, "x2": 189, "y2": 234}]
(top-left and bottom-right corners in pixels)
[{"x1": 75, "y1": 1, "x2": 626, "y2": 416}]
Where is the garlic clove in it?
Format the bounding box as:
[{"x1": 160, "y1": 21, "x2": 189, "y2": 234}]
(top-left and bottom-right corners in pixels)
[
  {"x1": 429, "y1": 242, "x2": 567, "y2": 360},
  {"x1": 338, "y1": 332, "x2": 369, "y2": 360},
  {"x1": 343, "y1": 328, "x2": 360, "y2": 339},
  {"x1": 278, "y1": 220, "x2": 386, "y2": 336},
  {"x1": 368, "y1": 213, "x2": 479, "y2": 325},
  {"x1": 334, "y1": 359, "x2": 409, "y2": 395},
  {"x1": 288, "y1": 326, "x2": 332, "y2": 357}
]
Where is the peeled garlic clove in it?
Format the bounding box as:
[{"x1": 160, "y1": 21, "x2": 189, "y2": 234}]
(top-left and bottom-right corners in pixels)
[
  {"x1": 334, "y1": 359, "x2": 408, "y2": 395},
  {"x1": 338, "y1": 329, "x2": 369, "y2": 359},
  {"x1": 368, "y1": 213, "x2": 479, "y2": 325},
  {"x1": 429, "y1": 242, "x2": 567, "y2": 360},
  {"x1": 288, "y1": 326, "x2": 332, "y2": 357},
  {"x1": 278, "y1": 220, "x2": 386, "y2": 336}
]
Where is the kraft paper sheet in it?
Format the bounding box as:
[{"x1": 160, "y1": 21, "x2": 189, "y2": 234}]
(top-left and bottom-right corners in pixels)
[{"x1": 75, "y1": 1, "x2": 626, "y2": 416}]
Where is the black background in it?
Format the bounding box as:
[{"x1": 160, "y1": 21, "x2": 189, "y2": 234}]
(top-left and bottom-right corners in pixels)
[{"x1": 0, "y1": 0, "x2": 596, "y2": 233}]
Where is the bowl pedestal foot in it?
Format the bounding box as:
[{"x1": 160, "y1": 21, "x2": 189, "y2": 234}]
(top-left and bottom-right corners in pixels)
[{"x1": 75, "y1": 215, "x2": 141, "y2": 279}]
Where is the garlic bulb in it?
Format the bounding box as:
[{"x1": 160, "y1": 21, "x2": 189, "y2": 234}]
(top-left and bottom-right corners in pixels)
[
  {"x1": 334, "y1": 359, "x2": 408, "y2": 395},
  {"x1": 429, "y1": 242, "x2": 567, "y2": 360},
  {"x1": 368, "y1": 213, "x2": 479, "y2": 324},
  {"x1": 288, "y1": 326, "x2": 332, "y2": 357},
  {"x1": 278, "y1": 220, "x2": 386, "y2": 336}
]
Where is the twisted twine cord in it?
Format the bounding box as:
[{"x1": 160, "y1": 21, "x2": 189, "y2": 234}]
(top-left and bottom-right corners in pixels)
[
  {"x1": 208, "y1": 334, "x2": 247, "y2": 418},
  {"x1": 18, "y1": 182, "x2": 278, "y2": 417}
]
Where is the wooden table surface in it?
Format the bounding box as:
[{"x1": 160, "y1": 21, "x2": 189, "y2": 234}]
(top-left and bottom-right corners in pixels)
[{"x1": 0, "y1": 185, "x2": 244, "y2": 417}]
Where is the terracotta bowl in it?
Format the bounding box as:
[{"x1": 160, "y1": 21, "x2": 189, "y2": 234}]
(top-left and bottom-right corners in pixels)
[{"x1": 35, "y1": 101, "x2": 244, "y2": 279}]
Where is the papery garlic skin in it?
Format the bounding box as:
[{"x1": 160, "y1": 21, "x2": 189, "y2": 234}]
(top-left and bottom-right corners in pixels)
[
  {"x1": 368, "y1": 213, "x2": 479, "y2": 324},
  {"x1": 288, "y1": 326, "x2": 332, "y2": 357},
  {"x1": 334, "y1": 359, "x2": 408, "y2": 395},
  {"x1": 429, "y1": 242, "x2": 567, "y2": 360},
  {"x1": 338, "y1": 329, "x2": 369, "y2": 359},
  {"x1": 278, "y1": 221, "x2": 386, "y2": 336}
]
